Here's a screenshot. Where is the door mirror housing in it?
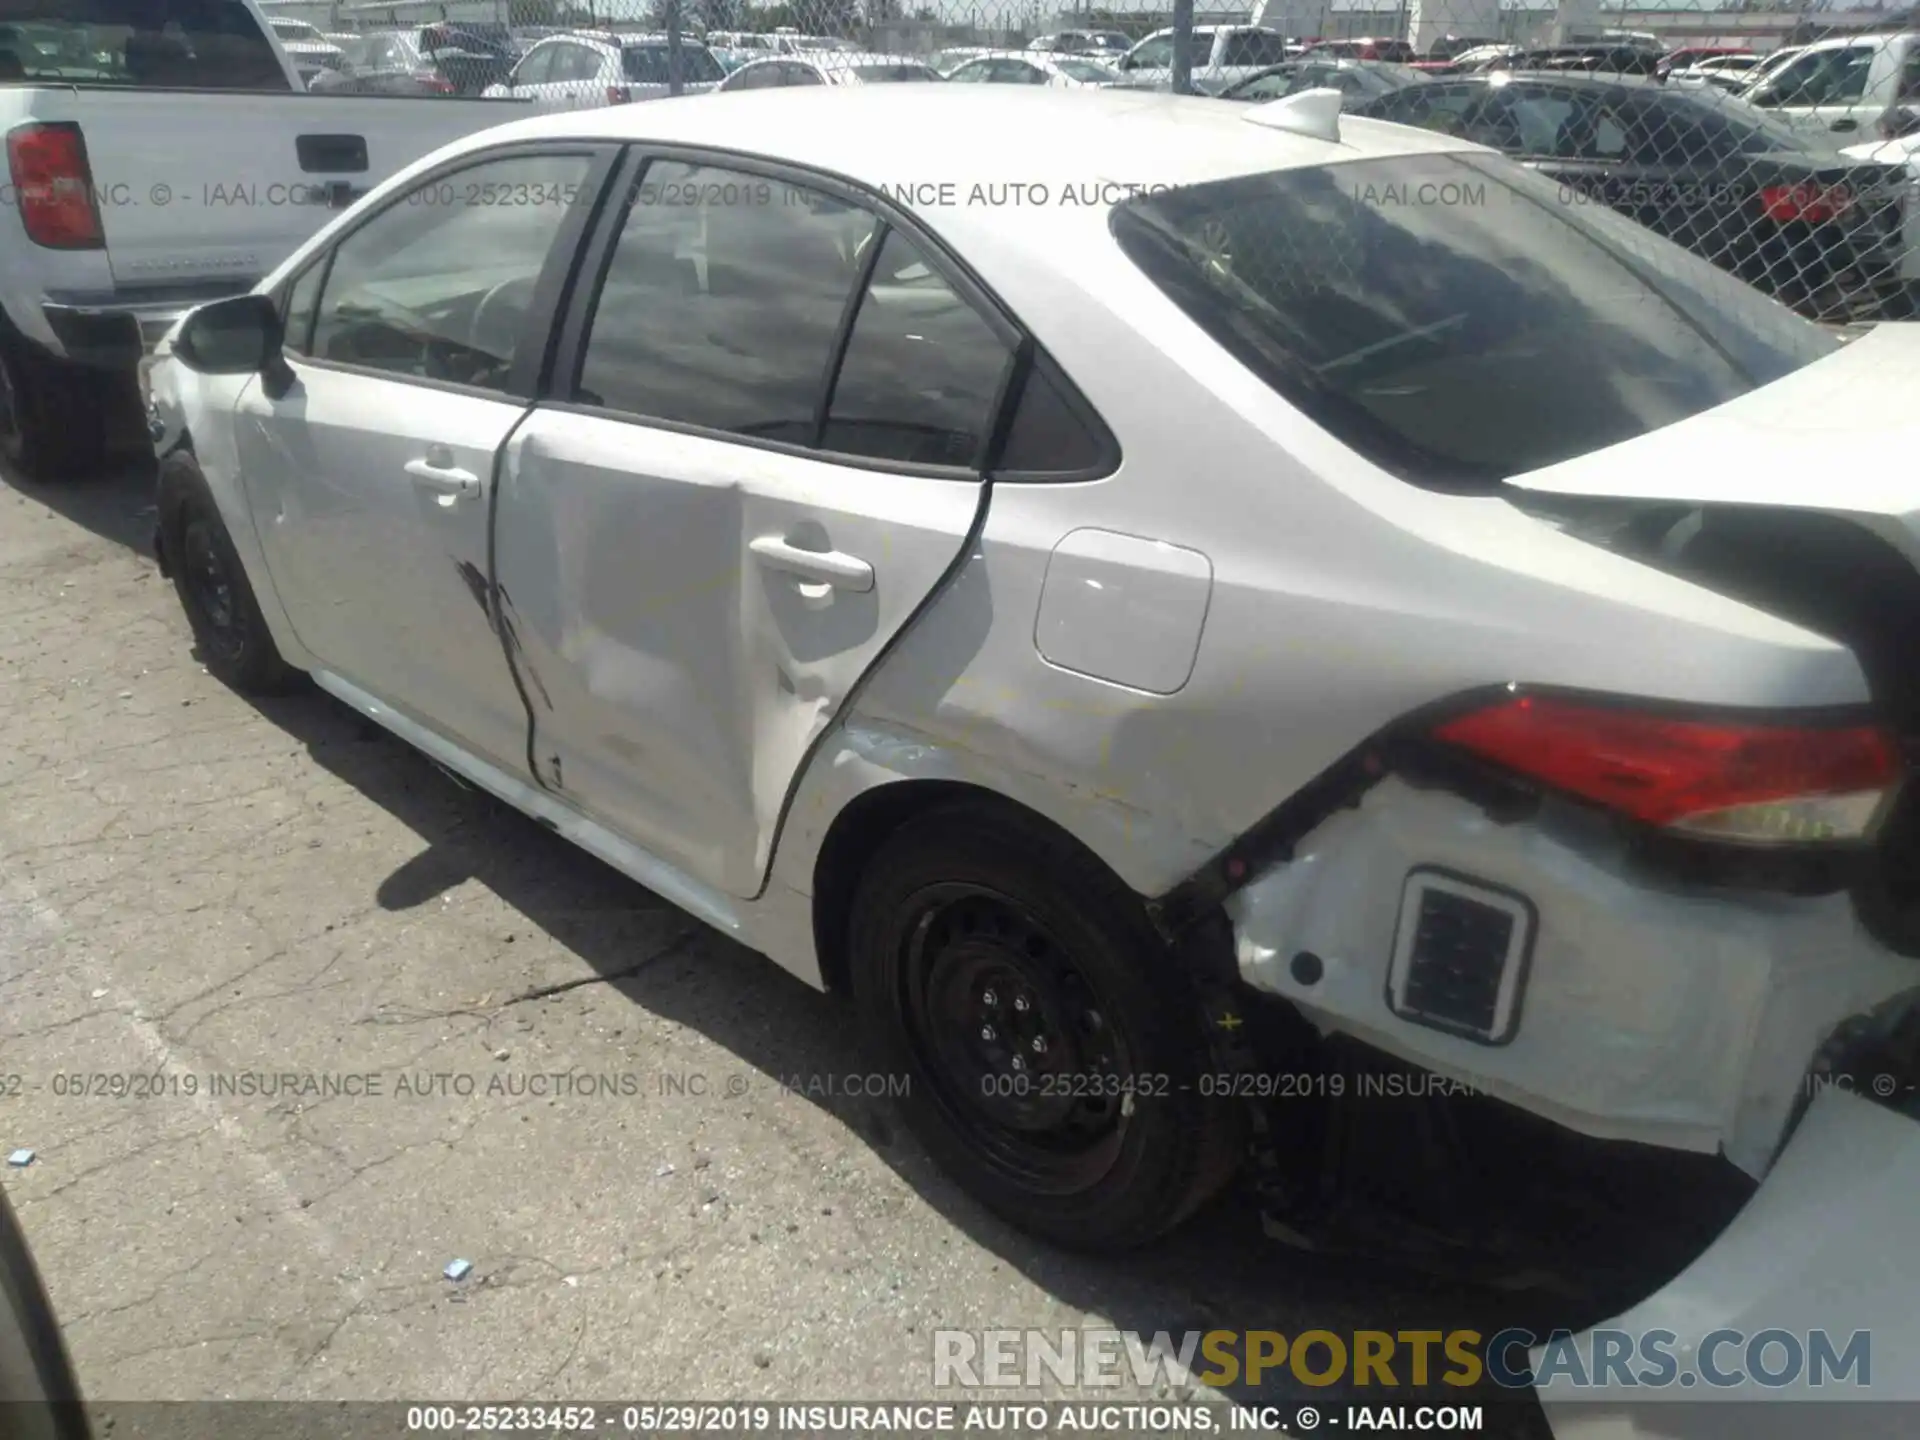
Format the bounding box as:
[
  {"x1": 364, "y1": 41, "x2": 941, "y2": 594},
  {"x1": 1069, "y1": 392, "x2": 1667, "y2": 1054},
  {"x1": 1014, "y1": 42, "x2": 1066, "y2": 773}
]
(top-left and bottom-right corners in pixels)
[{"x1": 174, "y1": 293, "x2": 281, "y2": 375}]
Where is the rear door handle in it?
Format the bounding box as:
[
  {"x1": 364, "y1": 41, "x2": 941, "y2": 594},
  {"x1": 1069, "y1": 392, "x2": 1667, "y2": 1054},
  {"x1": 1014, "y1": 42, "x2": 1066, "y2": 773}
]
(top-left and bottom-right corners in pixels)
[
  {"x1": 748, "y1": 535, "x2": 874, "y2": 592},
  {"x1": 405, "y1": 456, "x2": 479, "y2": 499},
  {"x1": 1831, "y1": 118, "x2": 1860, "y2": 132}
]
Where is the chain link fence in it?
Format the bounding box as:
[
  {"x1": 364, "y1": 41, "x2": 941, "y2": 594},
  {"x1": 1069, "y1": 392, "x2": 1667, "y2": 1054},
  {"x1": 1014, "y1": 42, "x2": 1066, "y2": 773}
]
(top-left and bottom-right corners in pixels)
[{"x1": 253, "y1": 0, "x2": 1920, "y2": 321}]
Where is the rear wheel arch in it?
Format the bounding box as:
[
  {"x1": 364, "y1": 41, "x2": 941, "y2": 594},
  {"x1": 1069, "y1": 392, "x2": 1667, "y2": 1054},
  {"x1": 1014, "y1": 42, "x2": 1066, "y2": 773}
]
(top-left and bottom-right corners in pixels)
[{"x1": 811, "y1": 779, "x2": 1145, "y2": 996}]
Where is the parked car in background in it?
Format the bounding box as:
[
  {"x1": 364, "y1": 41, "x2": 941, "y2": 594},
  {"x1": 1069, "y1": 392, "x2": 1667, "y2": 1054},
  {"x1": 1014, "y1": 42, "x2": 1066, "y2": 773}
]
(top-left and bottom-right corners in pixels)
[
  {"x1": 1739, "y1": 44, "x2": 1802, "y2": 92},
  {"x1": 1310, "y1": 36, "x2": 1418, "y2": 63},
  {"x1": 143, "y1": 84, "x2": 1920, "y2": 1440},
  {"x1": 931, "y1": 46, "x2": 996, "y2": 76},
  {"x1": 1356, "y1": 72, "x2": 1911, "y2": 319},
  {"x1": 268, "y1": 17, "x2": 347, "y2": 85},
  {"x1": 1656, "y1": 45, "x2": 1754, "y2": 79},
  {"x1": 1740, "y1": 31, "x2": 1920, "y2": 143},
  {"x1": 1445, "y1": 43, "x2": 1520, "y2": 71},
  {"x1": 1424, "y1": 34, "x2": 1498, "y2": 62},
  {"x1": 1113, "y1": 24, "x2": 1295, "y2": 93},
  {"x1": 1028, "y1": 30, "x2": 1132, "y2": 60},
  {"x1": 484, "y1": 31, "x2": 725, "y2": 109},
  {"x1": 0, "y1": 0, "x2": 529, "y2": 480},
  {"x1": 945, "y1": 51, "x2": 1123, "y2": 88},
  {"x1": 1480, "y1": 44, "x2": 1662, "y2": 77},
  {"x1": 1667, "y1": 64, "x2": 1760, "y2": 96},
  {"x1": 1219, "y1": 56, "x2": 1426, "y2": 103},
  {"x1": 313, "y1": 29, "x2": 514, "y2": 95},
  {"x1": 717, "y1": 51, "x2": 944, "y2": 89}
]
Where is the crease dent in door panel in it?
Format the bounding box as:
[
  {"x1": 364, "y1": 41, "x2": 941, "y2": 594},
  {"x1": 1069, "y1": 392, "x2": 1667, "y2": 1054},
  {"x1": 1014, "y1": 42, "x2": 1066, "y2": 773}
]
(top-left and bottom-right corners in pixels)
[
  {"x1": 750, "y1": 479, "x2": 997, "y2": 900},
  {"x1": 483, "y1": 409, "x2": 558, "y2": 796}
]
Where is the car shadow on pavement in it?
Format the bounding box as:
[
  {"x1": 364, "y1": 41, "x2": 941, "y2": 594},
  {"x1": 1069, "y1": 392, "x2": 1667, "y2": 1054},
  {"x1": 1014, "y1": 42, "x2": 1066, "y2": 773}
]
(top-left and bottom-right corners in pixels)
[
  {"x1": 226, "y1": 678, "x2": 1601, "y2": 1438},
  {"x1": 0, "y1": 455, "x2": 158, "y2": 557}
]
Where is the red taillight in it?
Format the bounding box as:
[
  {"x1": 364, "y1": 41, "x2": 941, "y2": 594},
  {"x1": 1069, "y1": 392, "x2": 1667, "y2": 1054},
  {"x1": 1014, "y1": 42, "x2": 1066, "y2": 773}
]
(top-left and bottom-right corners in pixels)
[
  {"x1": 607, "y1": 84, "x2": 632, "y2": 104},
  {"x1": 6, "y1": 122, "x2": 103, "y2": 250},
  {"x1": 1759, "y1": 182, "x2": 1853, "y2": 224},
  {"x1": 1431, "y1": 695, "x2": 1902, "y2": 844}
]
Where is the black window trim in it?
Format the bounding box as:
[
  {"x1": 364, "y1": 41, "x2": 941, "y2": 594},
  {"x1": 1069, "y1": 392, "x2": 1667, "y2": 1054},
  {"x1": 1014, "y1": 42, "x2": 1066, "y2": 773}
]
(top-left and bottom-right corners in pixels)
[
  {"x1": 265, "y1": 139, "x2": 624, "y2": 405},
  {"x1": 542, "y1": 139, "x2": 1116, "y2": 483}
]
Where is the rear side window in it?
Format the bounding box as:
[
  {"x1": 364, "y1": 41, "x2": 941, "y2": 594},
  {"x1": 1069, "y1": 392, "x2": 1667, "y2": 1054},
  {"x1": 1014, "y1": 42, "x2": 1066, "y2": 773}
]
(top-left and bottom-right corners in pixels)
[
  {"x1": 850, "y1": 63, "x2": 940, "y2": 82},
  {"x1": 0, "y1": 0, "x2": 289, "y2": 89},
  {"x1": 822, "y1": 229, "x2": 1012, "y2": 466},
  {"x1": 1111, "y1": 154, "x2": 1837, "y2": 489},
  {"x1": 575, "y1": 161, "x2": 876, "y2": 442}
]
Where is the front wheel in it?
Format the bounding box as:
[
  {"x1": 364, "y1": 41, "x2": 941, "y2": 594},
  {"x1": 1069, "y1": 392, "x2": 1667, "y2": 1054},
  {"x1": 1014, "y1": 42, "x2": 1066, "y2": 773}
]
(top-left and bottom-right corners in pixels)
[
  {"x1": 159, "y1": 453, "x2": 300, "y2": 696},
  {"x1": 848, "y1": 802, "x2": 1242, "y2": 1250}
]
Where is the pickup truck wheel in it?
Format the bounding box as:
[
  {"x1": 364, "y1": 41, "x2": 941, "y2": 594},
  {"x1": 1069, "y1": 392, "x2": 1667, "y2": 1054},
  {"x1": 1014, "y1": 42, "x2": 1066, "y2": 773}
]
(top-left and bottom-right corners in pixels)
[
  {"x1": 0, "y1": 340, "x2": 105, "y2": 481},
  {"x1": 847, "y1": 801, "x2": 1241, "y2": 1251},
  {"x1": 160, "y1": 455, "x2": 298, "y2": 695}
]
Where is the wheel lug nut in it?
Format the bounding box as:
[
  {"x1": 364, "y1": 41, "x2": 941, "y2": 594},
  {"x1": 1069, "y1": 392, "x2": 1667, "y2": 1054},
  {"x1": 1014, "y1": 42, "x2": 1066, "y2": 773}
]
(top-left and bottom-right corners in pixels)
[
  {"x1": 1013, "y1": 996, "x2": 1030, "y2": 1013},
  {"x1": 983, "y1": 989, "x2": 997, "y2": 1007},
  {"x1": 1011, "y1": 1056, "x2": 1026, "y2": 1072},
  {"x1": 980, "y1": 1025, "x2": 995, "y2": 1042},
  {"x1": 1032, "y1": 1037, "x2": 1048, "y2": 1055}
]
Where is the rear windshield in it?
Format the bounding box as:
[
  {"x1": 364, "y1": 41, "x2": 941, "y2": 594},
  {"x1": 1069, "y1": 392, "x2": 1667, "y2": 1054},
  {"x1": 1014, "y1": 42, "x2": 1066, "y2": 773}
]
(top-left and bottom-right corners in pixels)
[
  {"x1": 0, "y1": 0, "x2": 289, "y2": 88},
  {"x1": 852, "y1": 63, "x2": 940, "y2": 82},
  {"x1": 1111, "y1": 153, "x2": 1836, "y2": 489},
  {"x1": 623, "y1": 44, "x2": 725, "y2": 83}
]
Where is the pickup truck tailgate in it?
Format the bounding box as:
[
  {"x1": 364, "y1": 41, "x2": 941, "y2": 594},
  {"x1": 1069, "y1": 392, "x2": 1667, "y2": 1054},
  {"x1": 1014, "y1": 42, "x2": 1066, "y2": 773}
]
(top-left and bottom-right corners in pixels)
[{"x1": 19, "y1": 90, "x2": 527, "y2": 289}]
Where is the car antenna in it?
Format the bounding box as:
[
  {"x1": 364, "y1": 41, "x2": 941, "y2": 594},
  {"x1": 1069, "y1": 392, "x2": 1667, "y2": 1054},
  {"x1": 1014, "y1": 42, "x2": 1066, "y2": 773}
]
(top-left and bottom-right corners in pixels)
[{"x1": 1244, "y1": 86, "x2": 1343, "y2": 143}]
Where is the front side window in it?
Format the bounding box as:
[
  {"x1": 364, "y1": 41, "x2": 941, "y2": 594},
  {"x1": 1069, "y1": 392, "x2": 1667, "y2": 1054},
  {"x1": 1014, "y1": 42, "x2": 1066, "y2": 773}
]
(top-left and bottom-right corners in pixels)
[
  {"x1": 948, "y1": 59, "x2": 991, "y2": 83},
  {"x1": 281, "y1": 260, "x2": 328, "y2": 356},
  {"x1": 1111, "y1": 153, "x2": 1837, "y2": 489},
  {"x1": 309, "y1": 152, "x2": 594, "y2": 391},
  {"x1": 575, "y1": 161, "x2": 876, "y2": 441},
  {"x1": 822, "y1": 229, "x2": 1012, "y2": 466},
  {"x1": 1749, "y1": 45, "x2": 1873, "y2": 107},
  {"x1": 1126, "y1": 35, "x2": 1173, "y2": 69},
  {"x1": 623, "y1": 44, "x2": 724, "y2": 84},
  {"x1": 511, "y1": 45, "x2": 555, "y2": 85},
  {"x1": 1055, "y1": 58, "x2": 1118, "y2": 83},
  {"x1": 850, "y1": 63, "x2": 939, "y2": 82}
]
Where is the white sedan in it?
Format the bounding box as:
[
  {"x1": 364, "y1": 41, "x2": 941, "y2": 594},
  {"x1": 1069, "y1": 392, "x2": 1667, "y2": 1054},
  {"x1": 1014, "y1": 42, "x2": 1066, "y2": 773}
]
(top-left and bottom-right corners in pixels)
[
  {"x1": 146, "y1": 85, "x2": 1920, "y2": 1431},
  {"x1": 942, "y1": 51, "x2": 1123, "y2": 88},
  {"x1": 483, "y1": 30, "x2": 725, "y2": 109}
]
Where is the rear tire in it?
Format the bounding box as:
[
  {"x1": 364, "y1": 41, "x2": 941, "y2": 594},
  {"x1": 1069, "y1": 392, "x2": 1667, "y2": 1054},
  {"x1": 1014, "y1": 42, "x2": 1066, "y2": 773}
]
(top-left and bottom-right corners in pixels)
[
  {"x1": 0, "y1": 337, "x2": 106, "y2": 481},
  {"x1": 159, "y1": 452, "x2": 299, "y2": 696},
  {"x1": 847, "y1": 801, "x2": 1242, "y2": 1251}
]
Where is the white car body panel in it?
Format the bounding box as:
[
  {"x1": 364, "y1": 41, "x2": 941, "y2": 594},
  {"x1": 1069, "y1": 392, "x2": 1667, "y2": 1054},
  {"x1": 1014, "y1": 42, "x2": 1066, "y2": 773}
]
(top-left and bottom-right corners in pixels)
[
  {"x1": 491, "y1": 410, "x2": 985, "y2": 899},
  {"x1": 1538, "y1": 1088, "x2": 1920, "y2": 1435},
  {"x1": 1228, "y1": 777, "x2": 1918, "y2": 1171}
]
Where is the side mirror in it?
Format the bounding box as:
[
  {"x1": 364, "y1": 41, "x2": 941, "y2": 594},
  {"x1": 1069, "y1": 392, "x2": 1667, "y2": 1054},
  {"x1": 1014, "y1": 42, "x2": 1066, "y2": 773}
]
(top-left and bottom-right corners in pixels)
[
  {"x1": 173, "y1": 293, "x2": 294, "y2": 395},
  {"x1": 0, "y1": 1186, "x2": 90, "y2": 1439}
]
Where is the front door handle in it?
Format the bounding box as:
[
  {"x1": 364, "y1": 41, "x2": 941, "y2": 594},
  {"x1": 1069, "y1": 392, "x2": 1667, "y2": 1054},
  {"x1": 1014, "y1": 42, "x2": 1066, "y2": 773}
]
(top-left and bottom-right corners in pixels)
[
  {"x1": 405, "y1": 456, "x2": 479, "y2": 499},
  {"x1": 1830, "y1": 118, "x2": 1860, "y2": 132},
  {"x1": 748, "y1": 534, "x2": 874, "y2": 592}
]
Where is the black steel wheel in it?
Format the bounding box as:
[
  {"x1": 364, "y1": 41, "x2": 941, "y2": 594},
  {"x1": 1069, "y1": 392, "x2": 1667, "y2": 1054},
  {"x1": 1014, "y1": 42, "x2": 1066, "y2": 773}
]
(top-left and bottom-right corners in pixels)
[
  {"x1": 159, "y1": 452, "x2": 299, "y2": 695},
  {"x1": 848, "y1": 800, "x2": 1242, "y2": 1250}
]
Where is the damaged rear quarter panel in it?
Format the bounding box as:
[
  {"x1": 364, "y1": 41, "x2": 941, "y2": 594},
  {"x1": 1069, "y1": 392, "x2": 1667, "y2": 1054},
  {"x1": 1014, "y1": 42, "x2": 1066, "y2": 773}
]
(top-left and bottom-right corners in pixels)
[{"x1": 1227, "y1": 777, "x2": 1920, "y2": 1174}]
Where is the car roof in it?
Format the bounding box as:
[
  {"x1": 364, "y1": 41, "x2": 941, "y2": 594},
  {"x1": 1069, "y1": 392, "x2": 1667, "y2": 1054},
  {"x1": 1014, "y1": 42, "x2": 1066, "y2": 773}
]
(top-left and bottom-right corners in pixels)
[{"x1": 457, "y1": 84, "x2": 1478, "y2": 202}]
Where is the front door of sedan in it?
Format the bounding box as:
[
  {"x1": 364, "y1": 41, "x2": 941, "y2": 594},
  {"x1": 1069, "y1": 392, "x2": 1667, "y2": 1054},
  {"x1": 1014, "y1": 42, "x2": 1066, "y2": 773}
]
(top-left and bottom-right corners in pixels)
[
  {"x1": 492, "y1": 155, "x2": 1017, "y2": 898},
  {"x1": 233, "y1": 147, "x2": 611, "y2": 775}
]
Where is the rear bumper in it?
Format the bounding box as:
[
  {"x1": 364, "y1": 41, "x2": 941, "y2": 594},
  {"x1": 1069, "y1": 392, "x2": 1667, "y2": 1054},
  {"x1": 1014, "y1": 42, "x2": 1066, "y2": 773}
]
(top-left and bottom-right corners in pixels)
[
  {"x1": 1536, "y1": 1088, "x2": 1920, "y2": 1437},
  {"x1": 1224, "y1": 778, "x2": 1918, "y2": 1174},
  {"x1": 41, "y1": 283, "x2": 252, "y2": 369}
]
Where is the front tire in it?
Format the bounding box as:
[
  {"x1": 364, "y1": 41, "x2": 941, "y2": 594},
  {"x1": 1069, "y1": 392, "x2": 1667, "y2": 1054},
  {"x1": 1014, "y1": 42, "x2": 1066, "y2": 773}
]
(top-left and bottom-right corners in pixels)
[
  {"x1": 159, "y1": 453, "x2": 299, "y2": 695},
  {"x1": 848, "y1": 801, "x2": 1241, "y2": 1250}
]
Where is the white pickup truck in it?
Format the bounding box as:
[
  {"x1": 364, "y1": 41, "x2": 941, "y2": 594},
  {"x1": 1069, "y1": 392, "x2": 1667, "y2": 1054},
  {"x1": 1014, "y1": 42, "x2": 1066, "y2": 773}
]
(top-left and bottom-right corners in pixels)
[{"x1": 0, "y1": 0, "x2": 528, "y2": 479}]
